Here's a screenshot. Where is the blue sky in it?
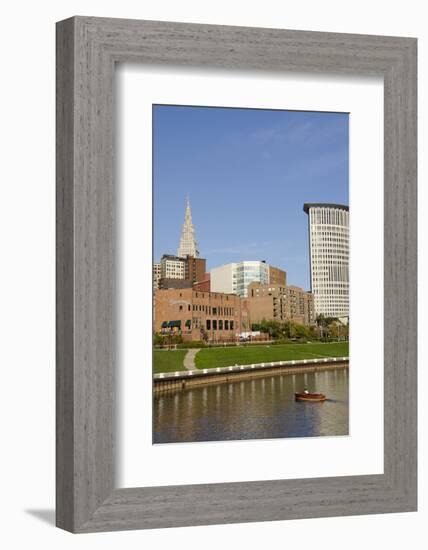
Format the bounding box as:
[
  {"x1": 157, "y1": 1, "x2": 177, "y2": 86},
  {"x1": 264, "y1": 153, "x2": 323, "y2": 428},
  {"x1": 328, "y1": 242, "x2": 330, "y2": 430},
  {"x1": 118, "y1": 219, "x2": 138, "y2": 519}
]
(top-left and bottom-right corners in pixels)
[{"x1": 153, "y1": 105, "x2": 348, "y2": 290}]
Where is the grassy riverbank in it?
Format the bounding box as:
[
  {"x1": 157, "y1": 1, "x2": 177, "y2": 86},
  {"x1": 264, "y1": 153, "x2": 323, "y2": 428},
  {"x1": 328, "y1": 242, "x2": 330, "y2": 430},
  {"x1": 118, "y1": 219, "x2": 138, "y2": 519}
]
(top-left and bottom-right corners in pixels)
[
  {"x1": 153, "y1": 342, "x2": 349, "y2": 374},
  {"x1": 195, "y1": 342, "x2": 348, "y2": 369},
  {"x1": 153, "y1": 350, "x2": 187, "y2": 373}
]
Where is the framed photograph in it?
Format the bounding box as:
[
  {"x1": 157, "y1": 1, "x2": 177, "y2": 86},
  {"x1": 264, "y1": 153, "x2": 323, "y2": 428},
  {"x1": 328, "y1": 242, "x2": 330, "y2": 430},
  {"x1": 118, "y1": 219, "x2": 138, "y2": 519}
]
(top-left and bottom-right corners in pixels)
[
  {"x1": 151, "y1": 105, "x2": 350, "y2": 446},
  {"x1": 56, "y1": 16, "x2": 417, "y2": 532}
]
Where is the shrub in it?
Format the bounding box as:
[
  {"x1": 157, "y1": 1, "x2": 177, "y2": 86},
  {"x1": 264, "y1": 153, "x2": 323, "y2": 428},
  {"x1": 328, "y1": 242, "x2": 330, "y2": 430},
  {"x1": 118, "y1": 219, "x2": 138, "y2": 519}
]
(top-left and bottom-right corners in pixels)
[{"x1": 176, "y1": 340, "x2": 205, "y2": 349}]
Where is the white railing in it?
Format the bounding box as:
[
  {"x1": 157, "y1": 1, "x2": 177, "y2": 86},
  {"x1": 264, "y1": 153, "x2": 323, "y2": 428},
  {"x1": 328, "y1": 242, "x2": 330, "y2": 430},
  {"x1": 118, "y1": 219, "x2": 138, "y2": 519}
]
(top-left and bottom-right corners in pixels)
[{"x1": 154, "y1": 356, "x2": 349, "y2": 380}]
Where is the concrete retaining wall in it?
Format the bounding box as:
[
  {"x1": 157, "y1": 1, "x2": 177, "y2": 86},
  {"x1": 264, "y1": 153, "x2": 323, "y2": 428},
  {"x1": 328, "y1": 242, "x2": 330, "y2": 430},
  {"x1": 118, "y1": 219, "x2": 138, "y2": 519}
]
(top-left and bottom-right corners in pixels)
[{"x1": 153, "y1": 356, "x2": 349, "y2": 394}]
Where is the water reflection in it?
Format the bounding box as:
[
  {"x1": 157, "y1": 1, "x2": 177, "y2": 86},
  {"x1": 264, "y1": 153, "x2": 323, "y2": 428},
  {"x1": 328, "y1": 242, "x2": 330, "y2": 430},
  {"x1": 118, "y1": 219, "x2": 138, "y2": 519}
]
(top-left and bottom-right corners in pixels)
[{"x1": 153, "y1": 370, "x2": 349, "y2": 444}]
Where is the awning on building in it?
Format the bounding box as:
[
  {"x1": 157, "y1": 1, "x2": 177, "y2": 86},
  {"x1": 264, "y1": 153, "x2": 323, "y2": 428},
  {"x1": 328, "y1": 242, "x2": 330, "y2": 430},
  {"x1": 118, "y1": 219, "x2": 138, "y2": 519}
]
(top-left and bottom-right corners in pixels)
[
  {"x1": 167, "y1": 320, "x2": 181, "y2": 328},
  {"x1": 161, "y1": 321, "x2": 168, "y2": 328},
  {"x1": 185, "y1": 319, "x2": 191, "y2": 328}
]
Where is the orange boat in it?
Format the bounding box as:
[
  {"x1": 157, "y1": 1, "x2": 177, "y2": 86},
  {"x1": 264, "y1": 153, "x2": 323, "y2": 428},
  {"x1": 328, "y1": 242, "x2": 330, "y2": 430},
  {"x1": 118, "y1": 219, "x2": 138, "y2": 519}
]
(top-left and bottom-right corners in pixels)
[{"x1": 295, "y1": 392, "x2": 326, "y2": 402}]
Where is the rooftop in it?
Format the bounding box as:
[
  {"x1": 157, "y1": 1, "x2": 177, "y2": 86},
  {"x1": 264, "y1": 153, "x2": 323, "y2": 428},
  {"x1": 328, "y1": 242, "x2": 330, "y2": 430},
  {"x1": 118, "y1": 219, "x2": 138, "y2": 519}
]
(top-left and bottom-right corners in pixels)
[{"x1": 303, "y1": 203, "x2": 349, "y2": 214}]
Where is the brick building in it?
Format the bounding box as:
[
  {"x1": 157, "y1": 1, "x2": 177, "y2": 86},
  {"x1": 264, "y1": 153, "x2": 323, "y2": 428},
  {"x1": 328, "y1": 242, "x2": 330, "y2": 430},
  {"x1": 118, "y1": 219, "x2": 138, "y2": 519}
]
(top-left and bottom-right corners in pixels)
[
  {"x1": 157, "y1": 254, "x2": 207, "y2": 290},
  {"x1": 246, "y1": 282, "x2": 288, "y2": 325},
  {"x1": 193, "y1": 272, "x2": 211, "y2": 292},
  {"x1": 269, "y1": 265, "x2": 287, "y2": 286},
  {"x1": 246, "y1": 282, "x2": 314, "y2": 326},
  {"x1": 155, "y1": 288, "x2": 244, "y2": 342},
  {"x1": 285, "y1": 285, "x2": 315, "y2": 325},
  {"x1": 185, "y1": 256, "x2": 206, "y2": 285}
]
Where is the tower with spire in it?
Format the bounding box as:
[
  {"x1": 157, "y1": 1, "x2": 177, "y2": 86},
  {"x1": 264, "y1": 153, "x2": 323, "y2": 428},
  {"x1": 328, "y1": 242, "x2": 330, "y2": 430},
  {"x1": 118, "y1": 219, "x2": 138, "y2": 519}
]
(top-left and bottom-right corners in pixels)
[{"x1": 177, "y1": 197, "x2": 199, "y2": 258}]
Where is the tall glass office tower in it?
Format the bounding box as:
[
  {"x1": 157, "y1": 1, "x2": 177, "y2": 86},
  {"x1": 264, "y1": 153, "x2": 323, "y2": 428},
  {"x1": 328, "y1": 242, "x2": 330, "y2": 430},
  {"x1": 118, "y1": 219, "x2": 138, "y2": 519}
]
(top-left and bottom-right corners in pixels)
[{"x1": 211, "y1": 261, "x2": 270, "y2": 298}]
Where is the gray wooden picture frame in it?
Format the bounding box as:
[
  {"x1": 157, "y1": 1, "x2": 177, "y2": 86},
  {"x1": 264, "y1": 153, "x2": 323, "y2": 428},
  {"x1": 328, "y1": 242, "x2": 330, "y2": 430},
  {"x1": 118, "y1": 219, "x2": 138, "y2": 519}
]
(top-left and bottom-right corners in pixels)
[{"x1": 56, "y1": 16, "x2": 417, "y2": 533}]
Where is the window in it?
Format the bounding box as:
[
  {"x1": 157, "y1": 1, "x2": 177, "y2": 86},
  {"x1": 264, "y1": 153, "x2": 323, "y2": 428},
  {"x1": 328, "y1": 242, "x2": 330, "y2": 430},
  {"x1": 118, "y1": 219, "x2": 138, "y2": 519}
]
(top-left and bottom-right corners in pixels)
[
  {"x1": 188, "y1": 304, "x2": 191, "y2": 311},
  {"x1": 225, "y1": 320, "x2": 229, "y2": 330},
  {"x1": 213, "y1": 320, "x2": 217, "y2": 330},
  {"x1": 230, "y1": 320, "x2": 234, "y2": 330},
  {"x1": 179, "y1": 305, "x2": 183, "y2": 311},
  {"x1": 206, "y1": 319, "x2": 211, "y2": 330},
  {"x1": 213, "y1": 307, "x2": 217, "y2": 315},
  {"x1": 219, "y1": 320, "x2": 223, "y2": 330}
]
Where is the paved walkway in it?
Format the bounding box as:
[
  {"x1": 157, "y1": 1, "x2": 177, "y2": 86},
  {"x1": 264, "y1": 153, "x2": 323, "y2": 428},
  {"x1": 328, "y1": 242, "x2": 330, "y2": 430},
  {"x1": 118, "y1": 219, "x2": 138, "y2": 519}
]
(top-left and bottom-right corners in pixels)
[{"x1": 183, "y1": 349, "x2": 200, "y2": 371}]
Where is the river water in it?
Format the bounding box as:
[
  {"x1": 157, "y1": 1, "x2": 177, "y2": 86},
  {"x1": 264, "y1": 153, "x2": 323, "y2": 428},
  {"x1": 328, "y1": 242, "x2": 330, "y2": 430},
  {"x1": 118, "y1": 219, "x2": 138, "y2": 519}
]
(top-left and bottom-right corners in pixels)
[{"x1": 153, "y1": 368, "x2": 348, "y2": 444}]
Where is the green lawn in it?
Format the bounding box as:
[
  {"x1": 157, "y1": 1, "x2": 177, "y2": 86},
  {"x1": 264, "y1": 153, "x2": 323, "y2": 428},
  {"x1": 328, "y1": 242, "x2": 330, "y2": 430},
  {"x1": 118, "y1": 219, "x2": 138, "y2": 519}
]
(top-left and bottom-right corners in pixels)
[
  {"x1": 153, "y1": 342, "x2": 349, "y2": 374},
  {"x1": 153, "y1": 350, "x2": 187, "y2": 374},
  {"x1": 194, "y1": 342, "x2": 349, "y2": 370}
]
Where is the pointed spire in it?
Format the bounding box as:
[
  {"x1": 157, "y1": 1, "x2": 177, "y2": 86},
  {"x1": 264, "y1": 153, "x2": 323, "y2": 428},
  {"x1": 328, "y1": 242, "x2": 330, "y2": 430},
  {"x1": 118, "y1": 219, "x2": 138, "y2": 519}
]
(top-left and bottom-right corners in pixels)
[{"x1": 177, "y1": 196, "x2": 199, "y2": 258}]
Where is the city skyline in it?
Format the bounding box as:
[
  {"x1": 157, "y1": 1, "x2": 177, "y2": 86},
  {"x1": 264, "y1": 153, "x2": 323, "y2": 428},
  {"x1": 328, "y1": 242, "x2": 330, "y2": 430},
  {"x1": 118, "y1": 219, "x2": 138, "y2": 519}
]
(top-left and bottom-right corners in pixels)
[{"x1": 153, "y1": 105, "x2": 349, "y2": 290}]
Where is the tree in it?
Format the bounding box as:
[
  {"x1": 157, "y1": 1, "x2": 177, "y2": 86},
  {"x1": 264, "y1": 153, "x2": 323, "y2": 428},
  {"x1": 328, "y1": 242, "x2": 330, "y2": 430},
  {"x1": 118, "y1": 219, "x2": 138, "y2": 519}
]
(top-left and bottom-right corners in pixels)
[
  {"x1": 329, "y1": 323, "x2": 339, "y2": 339},
  {"x1": 282, "y1": 320, "x2": 294, "y2": 339},
  {"x1": 153, "y1": 332, "x2": 164, "y2": 346},
  {"x1": 259, "y1": 319, "x2": 281, "y2": 338},
  {"x1": 294, "y1": 323, "x2": 310, "y2": 339}
]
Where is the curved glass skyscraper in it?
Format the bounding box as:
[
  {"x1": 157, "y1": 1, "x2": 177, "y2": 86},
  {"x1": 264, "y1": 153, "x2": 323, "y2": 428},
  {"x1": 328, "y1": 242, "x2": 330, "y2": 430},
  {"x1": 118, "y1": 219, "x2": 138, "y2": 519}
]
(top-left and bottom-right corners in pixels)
[{"x1": 304, "y1": 203, "x2": 349, "y2": 321}]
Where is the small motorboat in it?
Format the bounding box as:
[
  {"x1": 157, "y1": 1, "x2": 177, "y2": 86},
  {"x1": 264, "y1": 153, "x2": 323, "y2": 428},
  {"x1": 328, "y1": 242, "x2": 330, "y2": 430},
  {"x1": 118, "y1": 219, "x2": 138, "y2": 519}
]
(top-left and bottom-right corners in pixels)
[{"x1": 295, "y1": 391, "x2": 326, "y2": 402}]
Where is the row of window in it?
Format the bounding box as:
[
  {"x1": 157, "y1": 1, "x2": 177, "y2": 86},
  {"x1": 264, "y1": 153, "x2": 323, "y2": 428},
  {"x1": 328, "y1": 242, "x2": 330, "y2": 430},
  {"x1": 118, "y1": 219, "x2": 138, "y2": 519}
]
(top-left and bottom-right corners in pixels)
[
  {"x1": 311, "y1": 240, "x2": 349, "y2": 247},
  {"x1": 311, "y1": 243, "x2": 349, "y2": 249},
  {"x1": 177, "y1": 291, "x2": 233, "y2": 301},
  {"x1": 312, "y1": 256, "x2": 349, "y2": 263},
  {"x1": 193, "y1": 292, "x2": 230, "y2": 300},
  {"x1": 178, "y1": 303, "x2": 236, "y2": 315},
  {"x1": 315, "y1": 291, "x2": 349, "y2": 296},
  {"x1": 310, "y1": 208, "x2": 349, "y2": 227},
  {"x1": 206, "y1": 319, "x2": 234, "y2": 331},
  {"x1": 311, "y1": 234, "x2": 349, "y2": 240},
  {"x1": 312, "y1": 230, "x2": 349, "y2": 235},
  {"x1": 313, "y1": 283, "x2": 349, "y2": 288}
]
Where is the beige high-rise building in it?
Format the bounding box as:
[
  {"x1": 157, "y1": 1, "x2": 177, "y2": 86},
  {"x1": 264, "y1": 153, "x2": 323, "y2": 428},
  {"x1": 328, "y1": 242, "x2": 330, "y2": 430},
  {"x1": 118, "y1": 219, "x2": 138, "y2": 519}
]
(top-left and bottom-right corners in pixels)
[{"x1": 304, "y1": 203, "x2": 349, "y2": 321}]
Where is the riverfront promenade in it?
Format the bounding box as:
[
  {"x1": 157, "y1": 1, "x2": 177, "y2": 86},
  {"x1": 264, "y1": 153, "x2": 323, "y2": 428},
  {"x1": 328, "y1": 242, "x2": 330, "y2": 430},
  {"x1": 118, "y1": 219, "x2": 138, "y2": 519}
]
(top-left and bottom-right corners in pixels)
[
  {"x1": 154, "y1": 355, "x2": 349, "y2": 394},
  {"x1": 154, "y1": 341, "x2": 349, "y2": 373}
]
